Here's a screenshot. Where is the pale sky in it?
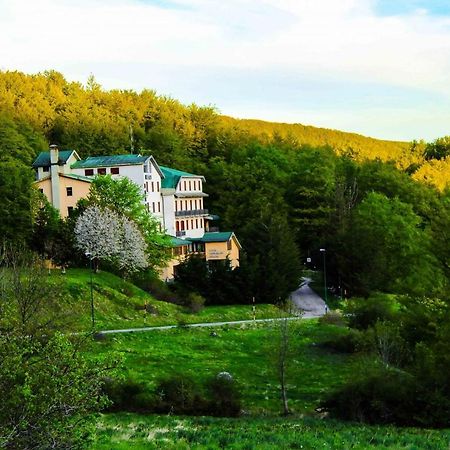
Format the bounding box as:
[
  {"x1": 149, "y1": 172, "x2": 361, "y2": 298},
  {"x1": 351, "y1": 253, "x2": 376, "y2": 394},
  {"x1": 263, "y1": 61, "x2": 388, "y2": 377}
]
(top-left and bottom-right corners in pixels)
[{"x1": 1, "y1": 0, "x2": 450, "y2": 141}]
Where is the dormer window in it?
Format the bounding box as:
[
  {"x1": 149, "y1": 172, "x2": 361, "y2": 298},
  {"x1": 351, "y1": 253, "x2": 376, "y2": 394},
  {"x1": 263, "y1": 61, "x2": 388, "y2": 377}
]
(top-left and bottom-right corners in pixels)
[
  {"x1": 97, "y1": 168, "x2": 107, "y2": 175},
  {"x1": 85, "y1": 169, "x2": 94, "y2": 176},
  {"x1": 43, "y1": 166, "x2": 49, "y2": 172},
  {"x1": 111, "y1": 167, "x2": 120, "y2": 175}
]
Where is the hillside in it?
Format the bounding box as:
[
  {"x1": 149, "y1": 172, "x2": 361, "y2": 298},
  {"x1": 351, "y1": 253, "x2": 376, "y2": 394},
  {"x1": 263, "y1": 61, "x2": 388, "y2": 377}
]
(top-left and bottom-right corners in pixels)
[
  {"x1": 220, "y1": 116, "x2": 413, "y2": 167},
  {"x1": 0, "y1": 70, "x2": 415, "y2": 169},
  {"x1": 50, "y1": 269, "x2": 282, "y2": 331}
]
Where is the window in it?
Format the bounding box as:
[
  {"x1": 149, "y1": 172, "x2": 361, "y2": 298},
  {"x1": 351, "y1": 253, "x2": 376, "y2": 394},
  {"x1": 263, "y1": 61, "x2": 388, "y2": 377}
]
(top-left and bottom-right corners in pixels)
[
  {"x1": 85, "y1": 169, "x2": 94, "y2": 176},
  {"x1": 157, "y1": 181, "x2": 160, "y2": 191},
  {"x1": 227, "y1": 239, "x2": 232, "y2": 251},
  {"x1": 111, "y1": 167, "x2": 120, "y2": 175},
  {"x1": 194, "y1": 200, "x2": 197, "y2": 209},
  {"x1": 151, "y1": 182, "x2": 154, "y2": 192},
  {"x1": 184, "y1": 181, "x2": 186, "y2": 191},
  {"x1": 190, "y1": 200, "x2": 193, "y2": 210},
  {"x1": 152, "y1": 202, "x2": 155, "y2": 213},
  {"x1": 176, "y1": 221, "x2": 180, "y2": 232},
  {"x1": 189, "y1": 181, "x2": 191, "y2": 191},
  {"x1": 43, "y1": 166, "x2": 49, "y2": 172},
  {"x1": 66, "y1": 187, "x2": 73, "y2": 197},
  {"x1": 180, "y1": 221, "x2": 185, "y2": 231},
  {"x1": 191, "y1": 219, "x2": 194, "y2": 229},
  {"x1": 67, "y1": 206, "x2": 74, "y2": 217},
  {"x1": 158, "y1": 202, "x2": 161, "y2": 213},
  {"x1": 39, "y1": 188, "x2": 44, "y2": 193},
  {"x1": 175, "y1": 200, "x2": 178, "y2": 212},
  {"x1": 196, "y1": 219, "x2": 198, "y2": 228},
  {"x1": 97, "y1": 168, "x2": 106, "y2": 175}
]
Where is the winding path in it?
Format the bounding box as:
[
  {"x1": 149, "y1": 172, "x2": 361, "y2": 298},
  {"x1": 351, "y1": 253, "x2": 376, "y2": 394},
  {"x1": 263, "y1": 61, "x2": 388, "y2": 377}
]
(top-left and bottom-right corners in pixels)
[{"x1": 290, "y1": 277, "x2": 328, "y2": 318}]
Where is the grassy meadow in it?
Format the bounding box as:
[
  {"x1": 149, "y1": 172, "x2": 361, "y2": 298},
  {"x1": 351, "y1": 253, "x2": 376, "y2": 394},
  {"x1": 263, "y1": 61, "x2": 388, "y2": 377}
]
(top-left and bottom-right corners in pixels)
[
  {"x1": 93, "y1": 414, "x2": 450, "y2": 450},
  {"x1": 53, "y1": 269, "x2": 449, "y2": 449},
  {"x1": 50, "y1": 268, "x2": 283, "y2": 331}
]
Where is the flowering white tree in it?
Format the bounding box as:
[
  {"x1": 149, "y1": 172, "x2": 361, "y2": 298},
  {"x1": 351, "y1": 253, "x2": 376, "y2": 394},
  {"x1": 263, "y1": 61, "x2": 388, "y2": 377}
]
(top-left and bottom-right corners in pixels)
[{"x1": 75, "y1": 206, "x2": 148, "y2": 274}]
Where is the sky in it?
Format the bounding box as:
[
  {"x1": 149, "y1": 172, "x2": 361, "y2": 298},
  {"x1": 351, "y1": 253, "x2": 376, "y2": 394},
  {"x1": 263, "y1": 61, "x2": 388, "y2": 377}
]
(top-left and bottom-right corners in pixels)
[{"x1": 1, "y1": 0, "x2": 450, "y2": 141}]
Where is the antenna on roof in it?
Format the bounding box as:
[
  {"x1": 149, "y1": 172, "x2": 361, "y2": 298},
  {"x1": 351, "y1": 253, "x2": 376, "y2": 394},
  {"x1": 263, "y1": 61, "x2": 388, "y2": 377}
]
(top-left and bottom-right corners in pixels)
[{"x1": 129, "y1": 124, "x2": 134, "y2": 154}]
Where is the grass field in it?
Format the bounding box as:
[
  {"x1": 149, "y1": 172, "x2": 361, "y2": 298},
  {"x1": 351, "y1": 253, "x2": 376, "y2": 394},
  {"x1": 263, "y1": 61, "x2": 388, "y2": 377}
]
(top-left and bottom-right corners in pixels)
[
  {"x1": 92, "y1": 414, "x2": 450, "y2": 450},
  {"x1": 50, "y1": 269, "x2": 283, "y2": 331},
  {"x1": 88, "y1": 320, "x2": 450, "y2": 449},
  {"x1": 89, "y1": 320, "x2": 352, "y2": 414}
]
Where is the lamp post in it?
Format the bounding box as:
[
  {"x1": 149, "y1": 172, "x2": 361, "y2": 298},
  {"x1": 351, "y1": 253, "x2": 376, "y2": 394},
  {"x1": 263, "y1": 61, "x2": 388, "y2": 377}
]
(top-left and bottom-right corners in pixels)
[
  {"x1": 319, "y1": 248, "x2": 328, "y2": 305},
  {"x1": 85, "y1": 252, "x2": 95, "y2": 329}
]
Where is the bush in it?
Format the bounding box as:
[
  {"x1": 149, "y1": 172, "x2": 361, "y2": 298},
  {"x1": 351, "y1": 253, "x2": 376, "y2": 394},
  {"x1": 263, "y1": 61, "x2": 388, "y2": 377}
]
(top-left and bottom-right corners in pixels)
[
  {"x1": 344, "y1": 294, "x2": 398, "y2": 330},
  {"x1": 132, "y1": 270, "x2": 183, "y2": 305},
  {"x1": 102, "y1": 378, "x2": 154, "y2": 412},
  {"x1": 322, "y1": 328, "x2": 370, "y2": 354},
  {"x1": 154, "y1": 375, "x2": 207, "y2": 415},
  {"x1": 186, "y1": 292, "x2": 206, "y2": 313},
  {"x1": 322, "y1": 366, "x2": 419, "y2": 425},
  {"x1": 206, "y1": 372, "x2": 241, "y2": 417},
  {"x1": 318, "y1": 311, "x2": 346, "y2": 327}
]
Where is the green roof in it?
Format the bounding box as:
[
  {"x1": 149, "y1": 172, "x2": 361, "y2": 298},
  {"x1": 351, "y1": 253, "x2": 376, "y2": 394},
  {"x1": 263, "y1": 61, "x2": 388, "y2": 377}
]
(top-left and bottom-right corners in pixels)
[
  {"x1": 169, "y1": 236, "x2": 192, "y2": 247},
  {"x1": 32, "y1": 150, "x2": 75, "y2": 168},
  {"x1": 192, "y1": 232, "x2": 234, "y2": 243},
  {"x1": 61, "y1": 173, "x2": 93, "y2": 183},
  {"x1": 71, "y1": 155, "x2": 149, "y2": 169},
  {"x1": 160, "y1": 166, "x2": 204, "y2": 189}
]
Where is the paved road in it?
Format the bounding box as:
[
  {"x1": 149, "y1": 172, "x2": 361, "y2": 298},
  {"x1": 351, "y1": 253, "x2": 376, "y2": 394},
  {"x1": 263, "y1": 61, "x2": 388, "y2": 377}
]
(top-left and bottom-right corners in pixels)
[
  {"x1": 290, "y1": 277, "x2": 328, "y2": 318},
  {"x1": 96, "y1": 278, "x2": 327, "y2": 336},
  {"x1": 97, "y1": 316, "x2": 303, "y2": 335}
]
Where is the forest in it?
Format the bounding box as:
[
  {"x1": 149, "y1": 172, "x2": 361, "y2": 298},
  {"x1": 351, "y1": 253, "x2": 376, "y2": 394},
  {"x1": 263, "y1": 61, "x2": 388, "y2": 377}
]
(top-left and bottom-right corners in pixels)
[{"x1": 1, "y1": 70, "x2": 450, "y2": 446}]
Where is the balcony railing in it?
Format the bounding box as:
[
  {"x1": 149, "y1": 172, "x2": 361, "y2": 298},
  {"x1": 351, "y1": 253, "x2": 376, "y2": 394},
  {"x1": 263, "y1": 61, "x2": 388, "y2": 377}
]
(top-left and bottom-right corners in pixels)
[
  {"x1": 175, "y1": 208, "x2": 208, "y2": 217},
  {"x1": 176, "y1": 231, "x2": 187, "y2": 237}
]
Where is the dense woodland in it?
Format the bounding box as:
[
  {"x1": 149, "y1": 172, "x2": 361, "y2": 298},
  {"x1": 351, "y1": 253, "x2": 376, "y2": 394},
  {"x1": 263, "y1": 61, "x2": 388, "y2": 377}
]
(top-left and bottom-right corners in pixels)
[{"x1": 1, "y1": 70, "x2": 450, "y2": 440}]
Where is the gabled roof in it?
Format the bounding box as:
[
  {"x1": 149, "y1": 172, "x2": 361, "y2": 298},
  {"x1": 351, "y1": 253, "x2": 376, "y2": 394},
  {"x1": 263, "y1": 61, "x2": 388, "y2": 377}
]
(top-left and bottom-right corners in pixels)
[
  {"x1": 169, "y1": 236, "x2": 192, "y2": 247},
  {"x1": 32, "y1": 150, "x2": 78, "y2": 168},
  {"x1": 33, "y1": 173, "x2": 93, "y2": 184},
  {"x1": 160, "y1": 166, "x2": 205, "y2": 189},
  {"x1": 71, "y1": 154, "x2": 149, "y2": 169},
  {"x1": 191, "y1": 232, "x2": 242, "y2": 248},
  {"x1": 61, "y1": 173, "x2": 93, "y2": 183}
]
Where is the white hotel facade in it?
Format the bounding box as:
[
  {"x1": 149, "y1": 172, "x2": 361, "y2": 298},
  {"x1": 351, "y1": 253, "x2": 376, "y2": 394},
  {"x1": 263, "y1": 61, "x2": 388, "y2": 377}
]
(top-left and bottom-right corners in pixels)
[{"x1": 33, "y1": 146, "x2": 241, "y2": 278}]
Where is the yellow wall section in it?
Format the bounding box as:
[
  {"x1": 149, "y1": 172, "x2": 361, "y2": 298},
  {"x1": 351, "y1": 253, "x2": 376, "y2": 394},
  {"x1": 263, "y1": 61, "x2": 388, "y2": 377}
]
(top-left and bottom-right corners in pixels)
[
  {"x1": 35, "y1": 176, "x2": 91, "y2": 218},
  {"x1": 205, "y1": 236, "x2": 240, "y2": 268}
]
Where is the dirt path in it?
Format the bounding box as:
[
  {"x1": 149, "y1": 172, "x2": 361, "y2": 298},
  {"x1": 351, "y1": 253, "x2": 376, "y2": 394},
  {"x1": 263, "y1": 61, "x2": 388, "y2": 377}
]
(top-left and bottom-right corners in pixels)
[{"x1": 290, "y1": 277, "x2": 328, "y2": 318}]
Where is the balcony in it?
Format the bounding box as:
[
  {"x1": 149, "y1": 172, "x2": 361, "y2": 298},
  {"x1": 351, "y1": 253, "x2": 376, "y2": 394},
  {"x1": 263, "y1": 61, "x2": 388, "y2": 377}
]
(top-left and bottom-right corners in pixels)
[
  {"x1": 175, "y1": 208, "x2": 208, "y2": 217},
  {"x1": 176, "y1": 231, "x2": 187, "y2": 237}
]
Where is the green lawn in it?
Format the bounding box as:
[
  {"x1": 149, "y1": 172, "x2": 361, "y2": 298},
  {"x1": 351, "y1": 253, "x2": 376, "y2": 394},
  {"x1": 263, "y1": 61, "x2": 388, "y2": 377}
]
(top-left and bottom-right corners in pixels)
[
  {"x1": 50, "y1": 269, "x2": 283, "y2": 331},
  {"x1": 88, "y1": 320, "x2": 352, "y2": 414},
  {"x1": 92, "y1": 414, "x2": 450, "y2": 450}
]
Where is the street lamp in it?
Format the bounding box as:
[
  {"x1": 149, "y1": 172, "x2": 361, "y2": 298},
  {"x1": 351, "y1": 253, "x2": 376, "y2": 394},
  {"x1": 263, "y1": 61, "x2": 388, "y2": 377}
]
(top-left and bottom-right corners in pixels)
[
  {"x1": 319, "y1": 248, "x2": 328, "y2": 305},
  {"x1": 85, "y1": 252, "x2": 95, "y2": 329}
]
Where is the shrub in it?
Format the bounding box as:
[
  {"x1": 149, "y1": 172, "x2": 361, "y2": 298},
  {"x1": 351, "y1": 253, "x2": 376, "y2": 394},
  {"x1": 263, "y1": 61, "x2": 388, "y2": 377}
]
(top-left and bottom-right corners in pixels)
[
  {"x1": 318, "y1": 311, "x2": 346, "y2": 327},
  {"x1": 132, "y1": 270, "x2": 183, "y2": 305},
  {"x1": 154, "y1": 375, "x2": 207, "y2": 415},
  {"x1": 322, "y1": 328, "x2": 369, "y2": 354},
  {"x1": 344, "y1": 294, "x2": 398, "y2": 330},
  {"x1": 186, "y1": 292, "x2": 206, "y2": 313},
  {"x1": 206, "y1": 372, "x2": 241, "y2": 417},
  {"x1": 322, "y1": 366, "x2": 418, "y2": 425},
  {"x1": 102, "y1": 378, "x2": 153, "y2": 412}
]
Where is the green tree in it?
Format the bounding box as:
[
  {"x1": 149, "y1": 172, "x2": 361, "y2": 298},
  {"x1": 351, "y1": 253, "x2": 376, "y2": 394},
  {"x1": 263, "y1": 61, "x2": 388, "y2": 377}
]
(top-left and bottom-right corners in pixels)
[
  {"x1": 0, "y1": 161, "x2": 35, "y2": 243},
  {"x1": 339, "y1": 193, "x2": 439, "y2": 296}
]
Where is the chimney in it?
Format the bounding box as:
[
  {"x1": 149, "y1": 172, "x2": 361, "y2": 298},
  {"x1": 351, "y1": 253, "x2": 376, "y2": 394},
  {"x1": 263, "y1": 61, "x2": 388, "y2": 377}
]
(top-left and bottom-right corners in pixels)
[{"x1": 49, "y1": 144, "x2": 61, "y2": 212}]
